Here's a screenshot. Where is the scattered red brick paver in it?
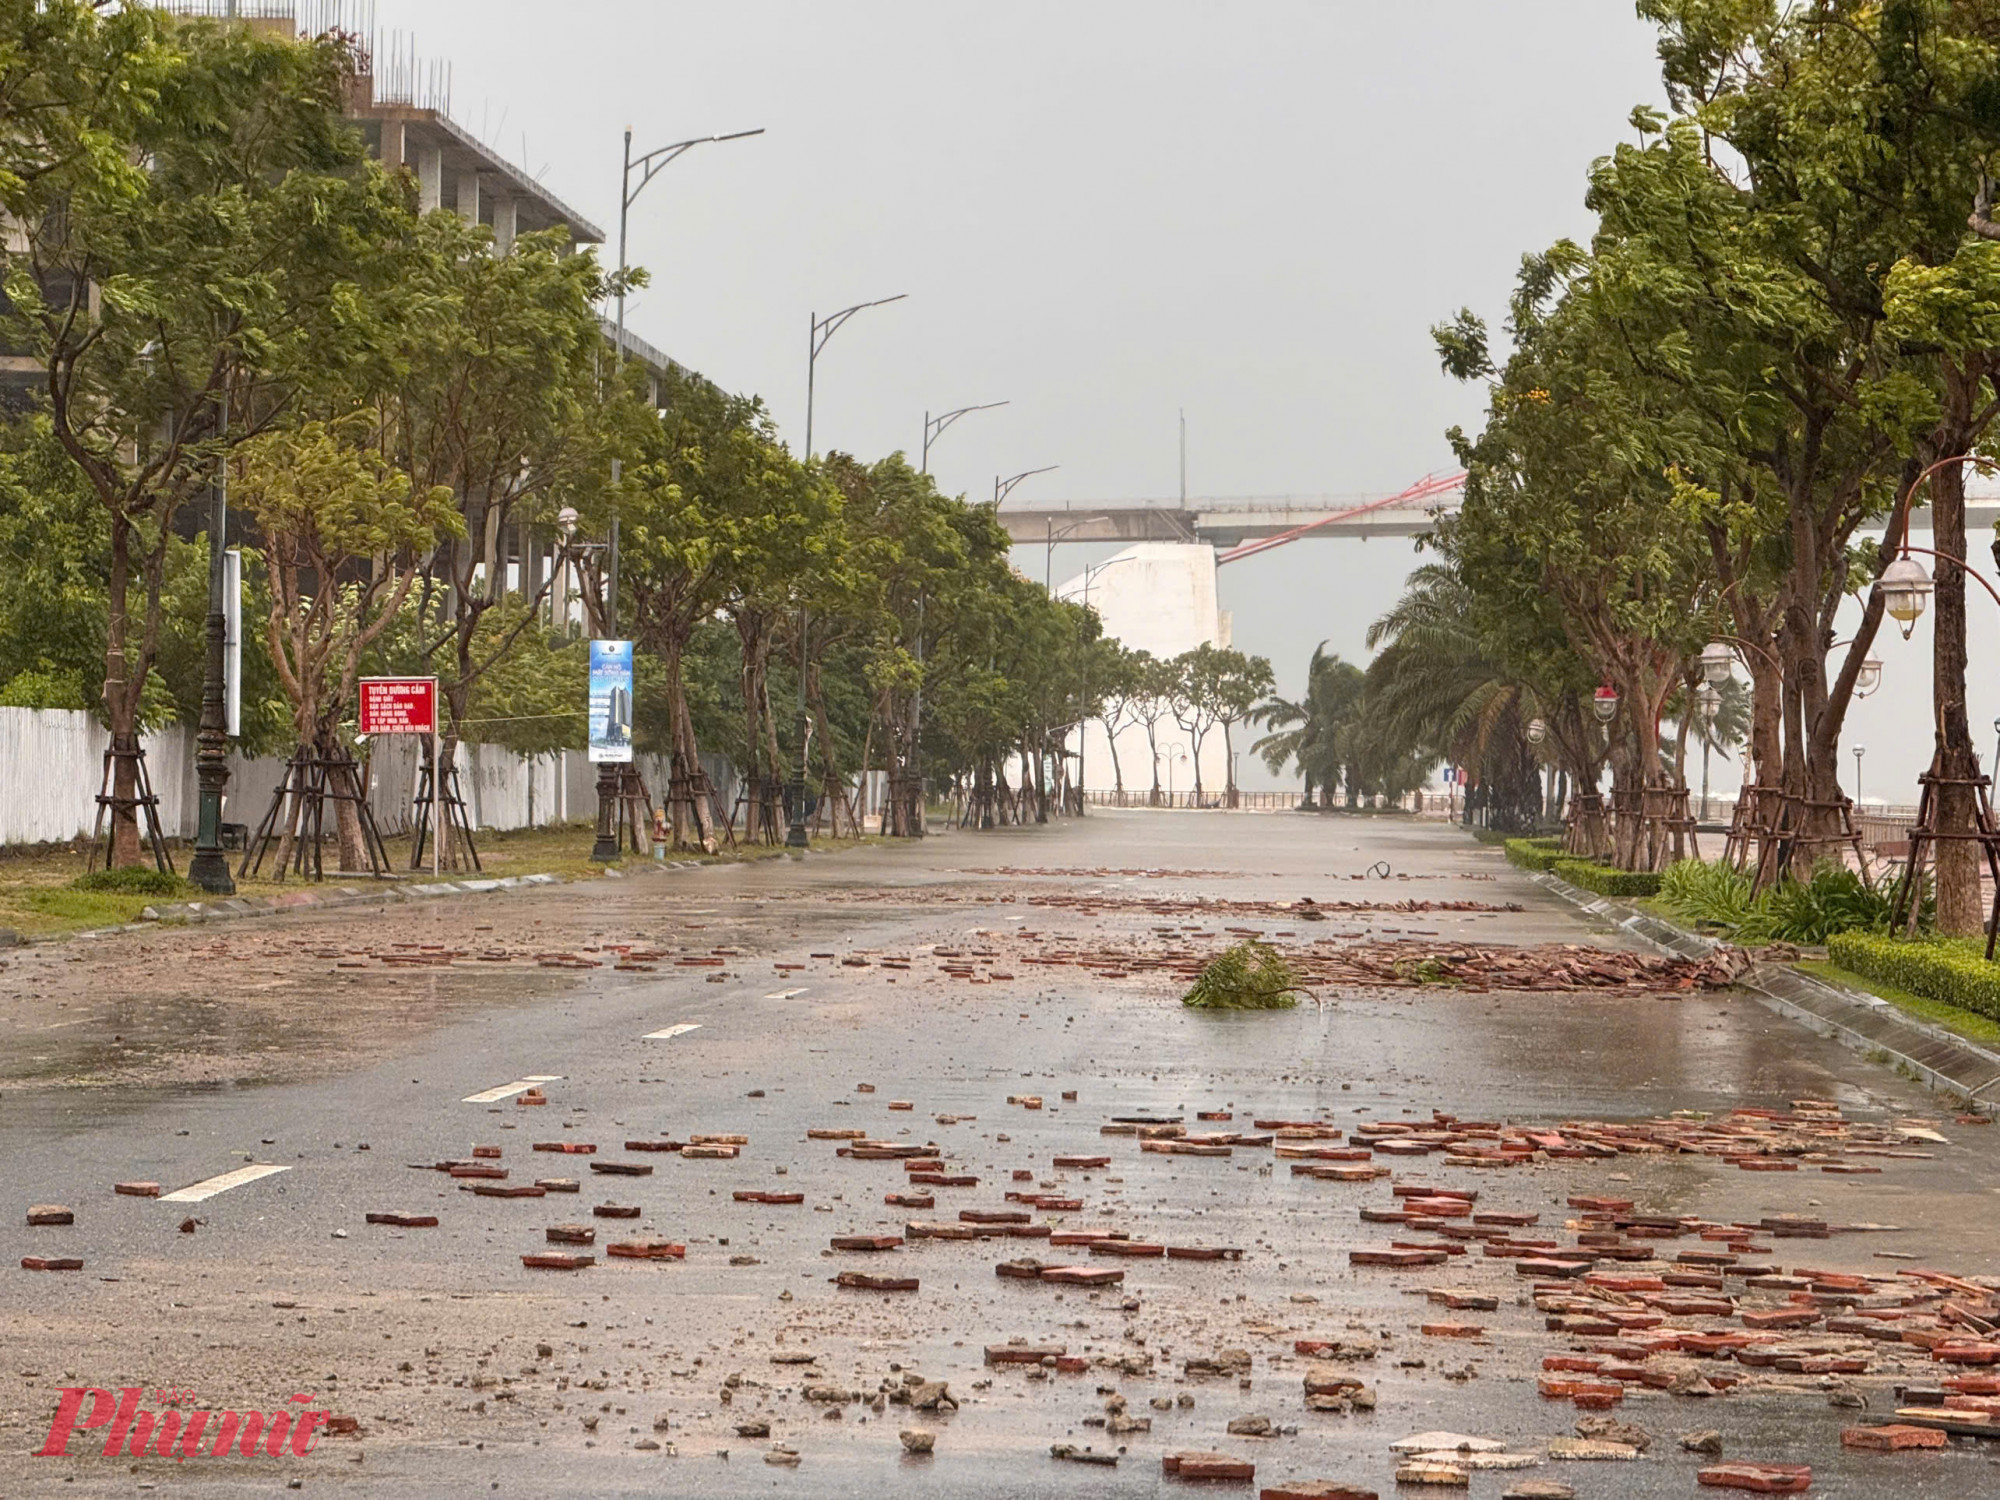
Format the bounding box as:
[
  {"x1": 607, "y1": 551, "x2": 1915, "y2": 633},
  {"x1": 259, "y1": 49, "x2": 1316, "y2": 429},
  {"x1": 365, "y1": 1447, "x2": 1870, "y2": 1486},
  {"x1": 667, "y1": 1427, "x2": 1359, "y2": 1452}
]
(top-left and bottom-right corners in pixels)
[
  {"x1": 1697, "y1": 1464, "x2": 1812, "y2": 1493},
  {"x1": 1840, "y1": 1425, "x2": 1946, "y2": 1451},
  {"x1": 1163, "y1": 1451, "x2": 1255, "y2": 1480},
  {"x1": 1350, "y1": 1248, "x2": 1448, "y2": 1267},
  {"x1": 985, "y1": 1344, "x2": 1065, "y2": 1365},
  {"x1": 835, "y1": 1272, "x2": 917, "y2": 1291},
  {"x1": 606, "y1": 1239, "x2": 685, "y2": 1260},
  {"x1": 1040, "y1": 1265, "x2": 1124, "y2": 1286}
]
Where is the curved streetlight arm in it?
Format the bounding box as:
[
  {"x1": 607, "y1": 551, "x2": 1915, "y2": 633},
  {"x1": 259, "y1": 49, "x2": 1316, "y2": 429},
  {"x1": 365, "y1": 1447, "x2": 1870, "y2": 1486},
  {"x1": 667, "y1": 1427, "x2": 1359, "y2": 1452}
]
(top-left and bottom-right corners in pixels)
[
  {"x1": 996, "y1": 465, "x2": 1058, "y2": 506},
  {"x1": 1710, "y1": 633, "x2": 1782, "y2": 671},
  {"x1": 805, "y1": 294, "x2": 908, "y2": 463},
  {"x1": 1884, "y1": 452, "x2": 2000, "y2": 562},
  {"x1": 1055, "y1": 552, "x2": 1138, "y2": 604},
  {"x1": 922, "y1": 400, "x2": 1008, "y2": 475},
  {"x1": 927, "y1": 401, "x2": 1008, "y2": 446},
  {"x1": 814, "y1": 295, "x2": 908, "y2": 360},
  {"x1": 1898, "y1": 544, "x2": 2000, "y2": 615},
  {"x1": 1048, "y1": 514, "x2": 1109, "y2": 542},
  {"x1": 627, "y1": 128, "x2": 765, "y2": 205}
]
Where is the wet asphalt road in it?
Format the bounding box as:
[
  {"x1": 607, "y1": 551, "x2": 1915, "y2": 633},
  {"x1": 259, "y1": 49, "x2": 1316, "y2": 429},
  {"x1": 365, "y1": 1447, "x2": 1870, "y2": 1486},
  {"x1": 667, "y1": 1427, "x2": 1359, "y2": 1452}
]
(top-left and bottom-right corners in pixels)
[{"x1": 1, "y1": 811, "x2": 1997, "y2": 1499}]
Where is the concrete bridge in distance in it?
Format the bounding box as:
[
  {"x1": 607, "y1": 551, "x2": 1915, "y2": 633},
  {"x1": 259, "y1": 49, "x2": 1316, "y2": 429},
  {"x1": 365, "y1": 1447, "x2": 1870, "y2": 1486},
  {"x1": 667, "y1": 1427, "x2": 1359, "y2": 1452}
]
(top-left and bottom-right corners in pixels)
[
  {"x1": 995, "y1": 487, "x2": 1456, "y2": 554},
  {"x1": 998, "y1": 482, "x2": 2000, "y2": 557}
]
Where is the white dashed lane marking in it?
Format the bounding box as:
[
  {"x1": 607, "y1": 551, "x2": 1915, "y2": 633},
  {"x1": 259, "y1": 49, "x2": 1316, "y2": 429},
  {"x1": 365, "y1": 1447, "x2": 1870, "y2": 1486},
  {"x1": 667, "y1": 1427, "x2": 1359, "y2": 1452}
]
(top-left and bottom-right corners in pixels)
[
  {"x1": 462, "y1": 1075, "x2": 564, "y2": 1104},
  {"x1": 159, "y1": 1164, "x2": 290, "y2": 1203},
  {"x1": 643, "y1": 1023, "x2": 702, "y2": 1041},
  {"x1": 764, "y1": 988, "x2": 807, "y2": 1000}
]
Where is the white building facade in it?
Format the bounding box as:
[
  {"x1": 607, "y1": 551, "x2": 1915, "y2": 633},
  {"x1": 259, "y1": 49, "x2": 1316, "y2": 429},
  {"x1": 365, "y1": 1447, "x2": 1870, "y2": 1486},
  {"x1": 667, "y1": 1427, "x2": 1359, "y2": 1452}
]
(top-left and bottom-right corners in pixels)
[{"x1": 1057, "y1": 543, "x2": 1235, "y2": 803}]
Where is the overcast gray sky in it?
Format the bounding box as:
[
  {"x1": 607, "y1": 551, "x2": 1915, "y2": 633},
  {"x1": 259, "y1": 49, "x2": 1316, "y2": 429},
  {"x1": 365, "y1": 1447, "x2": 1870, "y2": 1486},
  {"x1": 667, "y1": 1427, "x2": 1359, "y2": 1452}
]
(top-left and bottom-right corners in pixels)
[{"x1": 374, "y1": 1, "x2": 1672, "y2": 788}]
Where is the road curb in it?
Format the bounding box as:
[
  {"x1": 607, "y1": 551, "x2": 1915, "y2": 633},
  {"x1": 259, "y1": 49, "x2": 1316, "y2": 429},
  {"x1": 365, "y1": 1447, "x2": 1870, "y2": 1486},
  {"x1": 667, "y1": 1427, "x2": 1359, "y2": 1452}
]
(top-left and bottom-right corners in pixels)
[
  {"x1": 43, "y1": 857, "x2": 717, "y2": 945},
  {"x1": 1533, "y1": 871, "x2": 2000, "y2": 1111},
  {"x1": 29, "y1": 834, "x2": 882, "y2": 947}
]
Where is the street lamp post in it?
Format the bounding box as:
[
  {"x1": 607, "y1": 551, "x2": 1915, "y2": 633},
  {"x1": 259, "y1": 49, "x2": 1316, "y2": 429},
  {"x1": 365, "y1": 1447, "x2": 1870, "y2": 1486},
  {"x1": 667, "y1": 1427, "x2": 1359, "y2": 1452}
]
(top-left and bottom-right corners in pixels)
[
  {"x1": 1853, "y1": 744, "x2": 1866, "y2": 807},
  {"x1": 187, "y1": 392, "x2": 235, "y2": 894},
  {"x1": 1696, "y1": 681, "x2": 1720, "y2": 824},
  {"x1": 908, "y1": 402, "x2": 1004, "y2": 834},
  {"x1": 600, "y1": 125, "x2": 762, "y2": 863},
  {"x1": 922, "y1": 401, "x2": 1007, "y2": 475},
  {"x1": 610, "y1": 125, "x2": 764, "y2": 623},
  {"x1": 1042, "y1": 513, "x2": 1108, "y2": 590},
  {"x1": 791, "y1": 294, "x2": 908, "y2": 848},
  {"x1": 1056, "y1": 555, "x2": 1138, "y2": 815},
  {"x1": 1526, "y1": 716, "x2": 1549, "y2": 822}
]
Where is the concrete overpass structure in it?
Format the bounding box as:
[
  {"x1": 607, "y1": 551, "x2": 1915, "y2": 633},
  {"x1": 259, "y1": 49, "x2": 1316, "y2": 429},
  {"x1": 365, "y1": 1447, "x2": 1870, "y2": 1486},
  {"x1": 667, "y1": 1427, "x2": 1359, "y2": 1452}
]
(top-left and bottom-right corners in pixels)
[
  {"x1": 1004, "y1": 478, "x2": 2000, "y2": 560},
  {"x1": 997, "y1": 487, "x2": 1455, "y2": 552}
]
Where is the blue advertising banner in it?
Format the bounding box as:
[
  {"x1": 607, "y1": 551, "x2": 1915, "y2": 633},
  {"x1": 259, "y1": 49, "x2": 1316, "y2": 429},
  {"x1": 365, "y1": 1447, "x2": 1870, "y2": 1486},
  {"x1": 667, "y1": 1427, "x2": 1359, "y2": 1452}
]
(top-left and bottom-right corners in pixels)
[{"x1": 588, "y1": 639, "x2": 634, "y2": 763}]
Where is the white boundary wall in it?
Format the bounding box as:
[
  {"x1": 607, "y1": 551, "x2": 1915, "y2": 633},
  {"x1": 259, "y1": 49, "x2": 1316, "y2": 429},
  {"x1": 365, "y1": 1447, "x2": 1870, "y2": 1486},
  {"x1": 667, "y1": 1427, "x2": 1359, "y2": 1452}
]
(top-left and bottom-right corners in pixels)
[{"x1": 0, "y1": 707, "x2": 746, "y2": 846}]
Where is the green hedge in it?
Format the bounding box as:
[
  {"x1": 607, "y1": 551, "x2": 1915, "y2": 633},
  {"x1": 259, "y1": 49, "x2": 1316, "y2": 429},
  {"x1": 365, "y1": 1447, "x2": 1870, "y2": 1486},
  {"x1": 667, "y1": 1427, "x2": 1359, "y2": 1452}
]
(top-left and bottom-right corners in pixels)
[
  {"x1": 1826, "y1": 932, "x2": 2000, "y2": 1023},
  {"x1": 1551, "y1": 859, "x2": 1662, "y2": 899},
  {"x1": 1504, "y1": 837, "x2": 1567, "y2": 873}
]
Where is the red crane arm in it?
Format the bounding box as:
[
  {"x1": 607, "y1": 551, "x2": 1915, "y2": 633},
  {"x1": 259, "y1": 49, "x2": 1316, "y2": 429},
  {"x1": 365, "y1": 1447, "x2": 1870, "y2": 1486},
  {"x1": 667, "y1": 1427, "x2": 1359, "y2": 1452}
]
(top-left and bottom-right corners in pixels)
[{"x1": 1212, "y1": 471, "x2": 1466, "y2": 565}]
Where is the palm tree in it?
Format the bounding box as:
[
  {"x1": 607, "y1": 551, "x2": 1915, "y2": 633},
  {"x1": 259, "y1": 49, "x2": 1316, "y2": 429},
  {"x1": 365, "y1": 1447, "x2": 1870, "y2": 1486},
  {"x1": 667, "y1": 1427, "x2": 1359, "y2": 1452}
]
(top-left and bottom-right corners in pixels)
[
  {"x1": 1252, "y1": 643, "x2": 1363, "y2": 807},
  {"x1": 1364, "y1": 563, "x2": 1547, "y2": 830}
]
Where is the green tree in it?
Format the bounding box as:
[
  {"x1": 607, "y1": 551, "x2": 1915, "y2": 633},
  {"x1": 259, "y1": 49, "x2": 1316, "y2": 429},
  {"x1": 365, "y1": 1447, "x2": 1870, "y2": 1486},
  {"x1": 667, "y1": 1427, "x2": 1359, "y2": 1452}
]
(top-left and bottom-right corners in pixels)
[
  {"x1": 1166, "y1": 643, "x2": 1269, "y2": 805},
  {"x1": 1088, "y1": 640, "x2": 1148, "y2": 803},
  {"x1": 236, "y1": 416, "x2": 460, "y2": 873},
  {"x1": 1133, "y1": 653, "x2": 1178, "y2": 805},
  {"x1": 1213, "y1": 648, "x2": 1274, "y2": 806},
  {"x1": 392, "y1": 215, "x2": 616, "y2": 864},
  {"x1": 7, "y1": 17, "x2": 411, "y2": 863},
  {"x1": 614, "y1": 368, "x2": 819, "y2": 848}
]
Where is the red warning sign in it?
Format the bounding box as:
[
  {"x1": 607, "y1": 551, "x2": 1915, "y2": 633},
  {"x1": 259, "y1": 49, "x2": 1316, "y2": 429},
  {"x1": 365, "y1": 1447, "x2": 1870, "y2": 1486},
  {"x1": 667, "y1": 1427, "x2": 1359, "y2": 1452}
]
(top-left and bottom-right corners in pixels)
[{"x1": 357, "y1": 677, "x2": 438, "y2": 735}]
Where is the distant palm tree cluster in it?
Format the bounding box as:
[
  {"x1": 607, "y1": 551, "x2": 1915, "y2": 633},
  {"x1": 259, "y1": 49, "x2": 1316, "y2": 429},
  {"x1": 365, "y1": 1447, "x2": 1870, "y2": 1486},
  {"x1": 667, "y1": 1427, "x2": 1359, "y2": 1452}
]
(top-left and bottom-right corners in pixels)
[{"x1": 1249, "y1": 565, "x2": 1749, "y2": 830}]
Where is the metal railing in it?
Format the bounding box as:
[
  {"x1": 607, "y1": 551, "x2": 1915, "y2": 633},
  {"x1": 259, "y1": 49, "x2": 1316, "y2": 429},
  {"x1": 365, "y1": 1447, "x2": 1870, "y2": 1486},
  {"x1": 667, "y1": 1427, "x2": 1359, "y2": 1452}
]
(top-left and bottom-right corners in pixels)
[{"x1": 1081, "y1": 789, "x2": 1310, "y2": 811}]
